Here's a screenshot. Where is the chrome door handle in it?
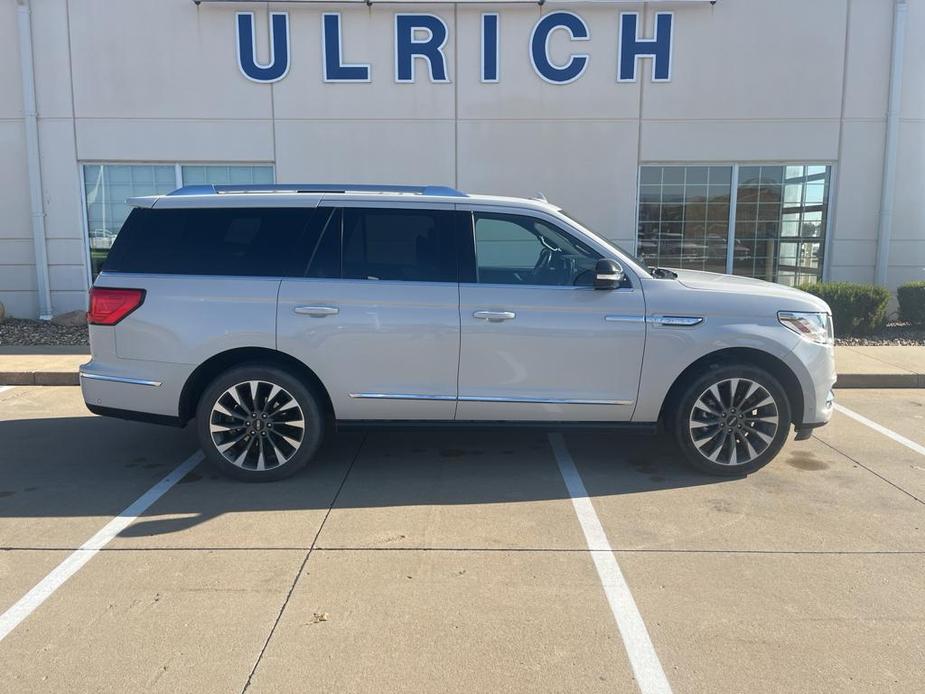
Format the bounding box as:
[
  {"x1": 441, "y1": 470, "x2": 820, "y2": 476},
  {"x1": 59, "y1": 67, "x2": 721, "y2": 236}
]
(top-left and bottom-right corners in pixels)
[
  {"x1": 473, "y1": 310, "x2": 516, "y2": 322},
  {"x1": 294, "y1": 305, "x2": 339, "y2": 317}
]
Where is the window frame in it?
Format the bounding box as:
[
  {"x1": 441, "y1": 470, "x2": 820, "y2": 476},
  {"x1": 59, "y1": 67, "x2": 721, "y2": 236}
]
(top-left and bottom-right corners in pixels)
[
  {"x1": 79, "y1": 162, "x2": 275, "y2": 286},
  {"x1": 634, "y1": 161, "x2": 836, "y2": 285}
]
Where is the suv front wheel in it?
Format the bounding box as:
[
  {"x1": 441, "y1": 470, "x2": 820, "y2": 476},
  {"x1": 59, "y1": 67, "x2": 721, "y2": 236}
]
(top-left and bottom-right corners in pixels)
[
  {"x1": 674, "y1": 365, "x2": 792, "y2": 476},
  {"x1": 196, "y1": 364, "x2": 324, "y2": 481}
]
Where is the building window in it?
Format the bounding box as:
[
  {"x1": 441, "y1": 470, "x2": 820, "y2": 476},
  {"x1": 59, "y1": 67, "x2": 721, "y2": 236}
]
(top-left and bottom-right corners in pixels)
[
  {"x1": 180, "y1": 165, "x2": 274, "y2": 187},
  {"x1": 82, "y1": 164, "x2": 274, "y2": 277},
  {"x1": 637, "y1": 164, "x2": 831, "y2": 286},
  {"x1": 637, "y1": 166, "x2": 732, "y2": 275}
]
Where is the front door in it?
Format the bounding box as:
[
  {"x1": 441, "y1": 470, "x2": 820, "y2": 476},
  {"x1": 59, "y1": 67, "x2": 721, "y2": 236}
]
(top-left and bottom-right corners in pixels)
[
  {"x1": 277, "y1": 204, "x2": 461, "y2": 421},
  {"x1": 456, "y1": 210, "x2": 646, "y2": 422}
]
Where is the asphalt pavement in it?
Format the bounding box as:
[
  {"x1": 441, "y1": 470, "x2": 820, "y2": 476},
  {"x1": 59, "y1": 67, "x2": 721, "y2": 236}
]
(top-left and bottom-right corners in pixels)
[{"x1": 0, "y1": 386, "x2": 923, "y2": 693}]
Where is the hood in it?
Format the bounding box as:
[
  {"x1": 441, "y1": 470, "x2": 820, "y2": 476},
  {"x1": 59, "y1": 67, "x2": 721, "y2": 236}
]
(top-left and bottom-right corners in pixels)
[{"x1": 671, "y1": 269, "x2": 831, "y2": 313}]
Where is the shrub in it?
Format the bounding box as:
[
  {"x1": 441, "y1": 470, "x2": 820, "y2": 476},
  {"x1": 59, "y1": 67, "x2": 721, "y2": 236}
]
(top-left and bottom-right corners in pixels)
[
  {"x1": 798, "y1": 282, "x2": 891, "y2": 337},
  {"x1": 897, "y1": 281, "x2": 925, "y2": 326}
]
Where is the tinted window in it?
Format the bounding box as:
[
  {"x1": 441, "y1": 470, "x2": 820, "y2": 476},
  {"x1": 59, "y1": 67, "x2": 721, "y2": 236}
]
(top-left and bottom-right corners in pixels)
[
  {"x1": 104, "y1": 207, "x2": 324, "y2": 277},
  {"x1": 473, "y1": 213, "x2": 601, "y2": 286},
  {"x1": 342, "y1": 208, "x2": 456, "y2": 282}
]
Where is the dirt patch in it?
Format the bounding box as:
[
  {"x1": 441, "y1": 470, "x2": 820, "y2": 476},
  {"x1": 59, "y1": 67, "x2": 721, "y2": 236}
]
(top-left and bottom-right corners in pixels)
[{"x1": 787, "y1": 451, "x2": 829, "y2": 471}]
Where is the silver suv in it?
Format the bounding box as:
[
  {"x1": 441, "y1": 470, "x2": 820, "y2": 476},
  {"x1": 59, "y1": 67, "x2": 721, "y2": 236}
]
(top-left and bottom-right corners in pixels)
[{"x1": 80, "y1": 184, "x2": 836, "y2": 481}]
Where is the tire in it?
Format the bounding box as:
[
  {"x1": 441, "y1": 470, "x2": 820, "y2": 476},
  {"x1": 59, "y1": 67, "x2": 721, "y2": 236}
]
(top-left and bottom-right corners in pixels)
[
  {"x1": 196, "y1": 363, "x2": 325, "y2": 482},
  {"x1": 673, "y1": 364, "x2": 791, "y2": 476}
]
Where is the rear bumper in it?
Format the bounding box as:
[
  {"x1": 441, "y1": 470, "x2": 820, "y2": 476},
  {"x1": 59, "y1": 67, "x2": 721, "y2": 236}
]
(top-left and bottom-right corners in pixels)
[
  {"x1": 80, "y1": 359, "x2": 191, "y2": 422},
  {"x1": 84, "y1": 402, "x2": 184, "y2": 427}
]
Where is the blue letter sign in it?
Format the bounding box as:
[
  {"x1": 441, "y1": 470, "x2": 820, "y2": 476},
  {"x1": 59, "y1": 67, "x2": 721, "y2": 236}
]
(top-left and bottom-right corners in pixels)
[
  {"x1": 530, "y1": 12, "x2": 590, "y2": 85},
  {"x1": 236, "y1": 12, "x2": 290, "y2": 83},
  {"x1": 394, "y1": 14, "x2": 449, "y2": 83},
  {"x1": 618, "y1": 12, "x2": 673, "y2": 82},
  {"x1": 323, "y1": 13, "x2": 371, "y2": 82},
  {"x1": 481, "y1": 13, "x2": 499, "y2": 83}
]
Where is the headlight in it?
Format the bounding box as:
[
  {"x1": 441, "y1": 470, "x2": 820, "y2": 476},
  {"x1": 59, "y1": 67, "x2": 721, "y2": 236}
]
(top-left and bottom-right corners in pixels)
[{"x1": 778, "y1": 311, "x2": 834, "y2": 345}]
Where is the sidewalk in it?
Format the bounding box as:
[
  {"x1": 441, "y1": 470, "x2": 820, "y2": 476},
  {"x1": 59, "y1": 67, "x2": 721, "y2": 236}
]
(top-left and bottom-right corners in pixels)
[{"x1": 0, "y1": 345, "x2": 923, "y2": 388}]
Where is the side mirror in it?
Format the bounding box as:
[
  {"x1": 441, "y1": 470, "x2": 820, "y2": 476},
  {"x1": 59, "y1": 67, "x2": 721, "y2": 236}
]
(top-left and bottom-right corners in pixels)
[{"x1": 594, "y1": 259, "x2": 624, "y2": 290}]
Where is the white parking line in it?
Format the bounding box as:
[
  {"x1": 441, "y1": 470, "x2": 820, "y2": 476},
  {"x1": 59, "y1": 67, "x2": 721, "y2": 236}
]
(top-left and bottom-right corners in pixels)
[
  {"x1": 548, "y1": 433, "x2": 672, "y2": 694},
  {"x1": 0, "y1": 450, "x2": 203, "y2": 643},
  {"x1": 0, "y1": 386, "x2": 15, "y2": 395},
  {"x1": 834, "y1": 403, "x2": 925, "y2": 457}
]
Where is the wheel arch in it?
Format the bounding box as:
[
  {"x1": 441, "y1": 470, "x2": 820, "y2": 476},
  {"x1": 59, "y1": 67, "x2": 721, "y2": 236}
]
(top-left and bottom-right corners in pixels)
[
  {"x1": 178, "y1": 347, "x2": 335, "y2": 425},
  {"x1": 658, "y1": 347, "x2": 804, "y2": 429}
]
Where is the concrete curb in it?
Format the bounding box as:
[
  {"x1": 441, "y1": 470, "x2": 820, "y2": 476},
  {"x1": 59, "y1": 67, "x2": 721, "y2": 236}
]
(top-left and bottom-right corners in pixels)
[
  {"x1": 835, "y1": 374, "x2": 924, "y2": 388},
  {"x1": 0, "y1": 371, "x2": 80, "y2": 386},
  {"x1": 0, "y1": 371, "x2": 922, "y2": 389}
]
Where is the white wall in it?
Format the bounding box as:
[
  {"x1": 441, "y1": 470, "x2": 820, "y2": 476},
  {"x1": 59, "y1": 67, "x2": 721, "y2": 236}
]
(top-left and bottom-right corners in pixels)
[
  {"x1": 0, "y1": 0, "x2": 35, "y2": 318},
  {"x1": 0, "y1": 0, "x2": 921, "y2": 318}
]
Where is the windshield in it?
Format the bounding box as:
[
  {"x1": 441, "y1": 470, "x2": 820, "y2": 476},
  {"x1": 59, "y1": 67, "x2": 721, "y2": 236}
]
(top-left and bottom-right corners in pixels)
[{"x1": 555, "y1": 209, "x2": 652, "y2": 276}]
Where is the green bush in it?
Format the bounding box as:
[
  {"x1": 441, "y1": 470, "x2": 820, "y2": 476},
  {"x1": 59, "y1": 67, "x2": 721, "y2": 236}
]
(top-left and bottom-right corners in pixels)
[
  {"x1": 897, "y1": 281, "x2": 925, "y2": 326},
  {"x1": 798, "y1": 282, "x2": 891, "y2": 337}
]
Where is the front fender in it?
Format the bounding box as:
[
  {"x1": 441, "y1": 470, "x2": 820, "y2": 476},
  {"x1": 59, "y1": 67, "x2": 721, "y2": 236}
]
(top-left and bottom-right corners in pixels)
[{"x1": 632, "y1": 316, "x2": 805, "y2": 423}]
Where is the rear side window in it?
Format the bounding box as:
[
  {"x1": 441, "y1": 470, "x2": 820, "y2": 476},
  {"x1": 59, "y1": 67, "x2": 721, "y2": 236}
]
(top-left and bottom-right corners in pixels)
[
  {"x1": 342, "y1": 208, "x2": 457, "y2": 282},
  {"x1": 104, "y1": 207, "x2": 323, "y2": 277}
]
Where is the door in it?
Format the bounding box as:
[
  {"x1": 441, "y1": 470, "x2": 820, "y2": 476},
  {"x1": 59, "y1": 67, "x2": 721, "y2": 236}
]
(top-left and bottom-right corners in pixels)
[
  {"x1": 456, "y1": 210, "x2": 646, "y2": 422},
  {"x1": 277, "y1": 204, "x2": 462, "y2": 421}
]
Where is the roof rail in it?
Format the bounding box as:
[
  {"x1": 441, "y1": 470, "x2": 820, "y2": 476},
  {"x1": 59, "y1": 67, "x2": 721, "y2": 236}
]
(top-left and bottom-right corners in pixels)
[{"x1": 168, "y1": 183, "x2": 467, "y2": 197}]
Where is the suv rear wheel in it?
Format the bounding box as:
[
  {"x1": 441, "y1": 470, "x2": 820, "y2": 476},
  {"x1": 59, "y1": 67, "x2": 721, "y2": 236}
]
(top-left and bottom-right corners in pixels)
[
  {"x1": 196, "y1": 364, "x2": 324, "y2": 481},
  {"x1": 673, "y1": 364, "x2": 791, "y2": 476}
]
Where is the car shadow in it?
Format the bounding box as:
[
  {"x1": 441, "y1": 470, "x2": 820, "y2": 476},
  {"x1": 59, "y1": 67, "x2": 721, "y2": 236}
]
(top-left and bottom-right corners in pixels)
[{"x1": 0, "y1": 415, "x2": 731, "y2": 540}]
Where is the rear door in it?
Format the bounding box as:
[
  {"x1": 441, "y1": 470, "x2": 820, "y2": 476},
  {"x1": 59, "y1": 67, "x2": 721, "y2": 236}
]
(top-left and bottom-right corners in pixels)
[
  {"x1": 277, "y1": 202, "x2": 463, "y2": 421},
  {"x1": 455, "y1": 209, "x2": 647, "y2": 422}
]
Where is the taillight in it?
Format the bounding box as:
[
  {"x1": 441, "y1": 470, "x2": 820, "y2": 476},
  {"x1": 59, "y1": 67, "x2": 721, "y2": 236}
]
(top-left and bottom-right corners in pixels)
[{"x1": 87, "y1": 287, "x2": 145, "y2": 326}]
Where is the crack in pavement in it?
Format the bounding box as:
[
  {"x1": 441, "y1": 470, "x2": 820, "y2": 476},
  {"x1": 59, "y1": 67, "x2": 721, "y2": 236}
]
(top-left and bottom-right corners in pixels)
[
  {"x1": 812, "y1": 434, "x2": 924, "y2": 506},
  {"x1": 239, "y1": 433, "x2": 367, "y2": 694}
]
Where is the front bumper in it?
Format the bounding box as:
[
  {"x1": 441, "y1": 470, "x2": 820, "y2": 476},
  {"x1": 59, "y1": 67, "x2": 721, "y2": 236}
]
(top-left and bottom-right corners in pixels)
[{"x1": 786, "y1": 336, "x2": 837, "y2": 428}]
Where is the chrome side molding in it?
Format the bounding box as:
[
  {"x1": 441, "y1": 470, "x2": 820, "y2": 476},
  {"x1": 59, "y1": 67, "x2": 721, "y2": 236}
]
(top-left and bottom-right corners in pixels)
[
  {"x1": 604, "y1": 314, "x2": 646, "y2": 323},
  {"x1": 349, "y1": 393, "x2": 456, "y2": 401},
  {"x1": 648, "y1": 315, "x2": 704, "y2": 327},
  {"x1": 79, "y1": 372, "x2": 162, "y2": 387},
  {"x1": 349, "y1": 393, "x2": 632, "y2": 406},
  {"x1": 460, "y1": 395, "x2": 632, "y2": 406}
]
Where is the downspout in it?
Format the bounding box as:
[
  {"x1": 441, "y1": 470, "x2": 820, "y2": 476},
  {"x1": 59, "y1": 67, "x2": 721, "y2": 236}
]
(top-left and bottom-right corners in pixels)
[
  {"x1": 17, "y1": 0, "x2": 53, "y2": 320},
  {"x1": 874, "y1": 0, "x2": 907, "y2": 287}
]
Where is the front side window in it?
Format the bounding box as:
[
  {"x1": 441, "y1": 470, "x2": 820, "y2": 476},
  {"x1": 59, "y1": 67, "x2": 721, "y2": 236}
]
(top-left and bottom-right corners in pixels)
[
  {"x1": 342, "y1": 208, "x2": 457, "y2": 282},
  {"x1": 473, "y1": 212, "x2": 601, "y2": 286}
]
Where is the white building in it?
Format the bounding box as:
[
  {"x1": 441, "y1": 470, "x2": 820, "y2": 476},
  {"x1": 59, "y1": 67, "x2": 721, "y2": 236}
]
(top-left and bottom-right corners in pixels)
[{"x1": 1, "y1": 0, "x2": 922, "y2": 319}]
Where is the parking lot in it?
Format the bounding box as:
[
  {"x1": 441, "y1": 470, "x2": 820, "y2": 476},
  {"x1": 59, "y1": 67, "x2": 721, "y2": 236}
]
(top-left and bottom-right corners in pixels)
[{"x1": 0, "y1": 385, "x2": 923, "y2": 693}]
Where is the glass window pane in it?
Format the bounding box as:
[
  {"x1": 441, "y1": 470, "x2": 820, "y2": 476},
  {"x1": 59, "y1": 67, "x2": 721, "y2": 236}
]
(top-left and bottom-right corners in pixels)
[
  {"x1": 180, "y1": 165, "x2": 274, "y2": 187},
  {"x1": 636, "y1": 165, "x2": 733, "y2": 272},
  {"x1": 475, "y1": 213, "x2": 601, "y2": 286},
  {"x1": 685, "y1": 166, "x2": 709, "y2": 185},
  {"x1": 639, "y1": 167, "x2": 662, "y2": 185},
  {"x1": 342, "y1": 208, "x2": 457, "y2": 283},
  {"x1": 733, "y1": 164, "x2": 830, "y2": 284},
  {"x1": 103, "y1": 207, "x2": 322, "y2": 277},
  {"x1": 83, "y1": 164, "x2": 176, "y2": 277},
  {"x1": 662, "y1": 167, "x2": 685, "y2": 185}
]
